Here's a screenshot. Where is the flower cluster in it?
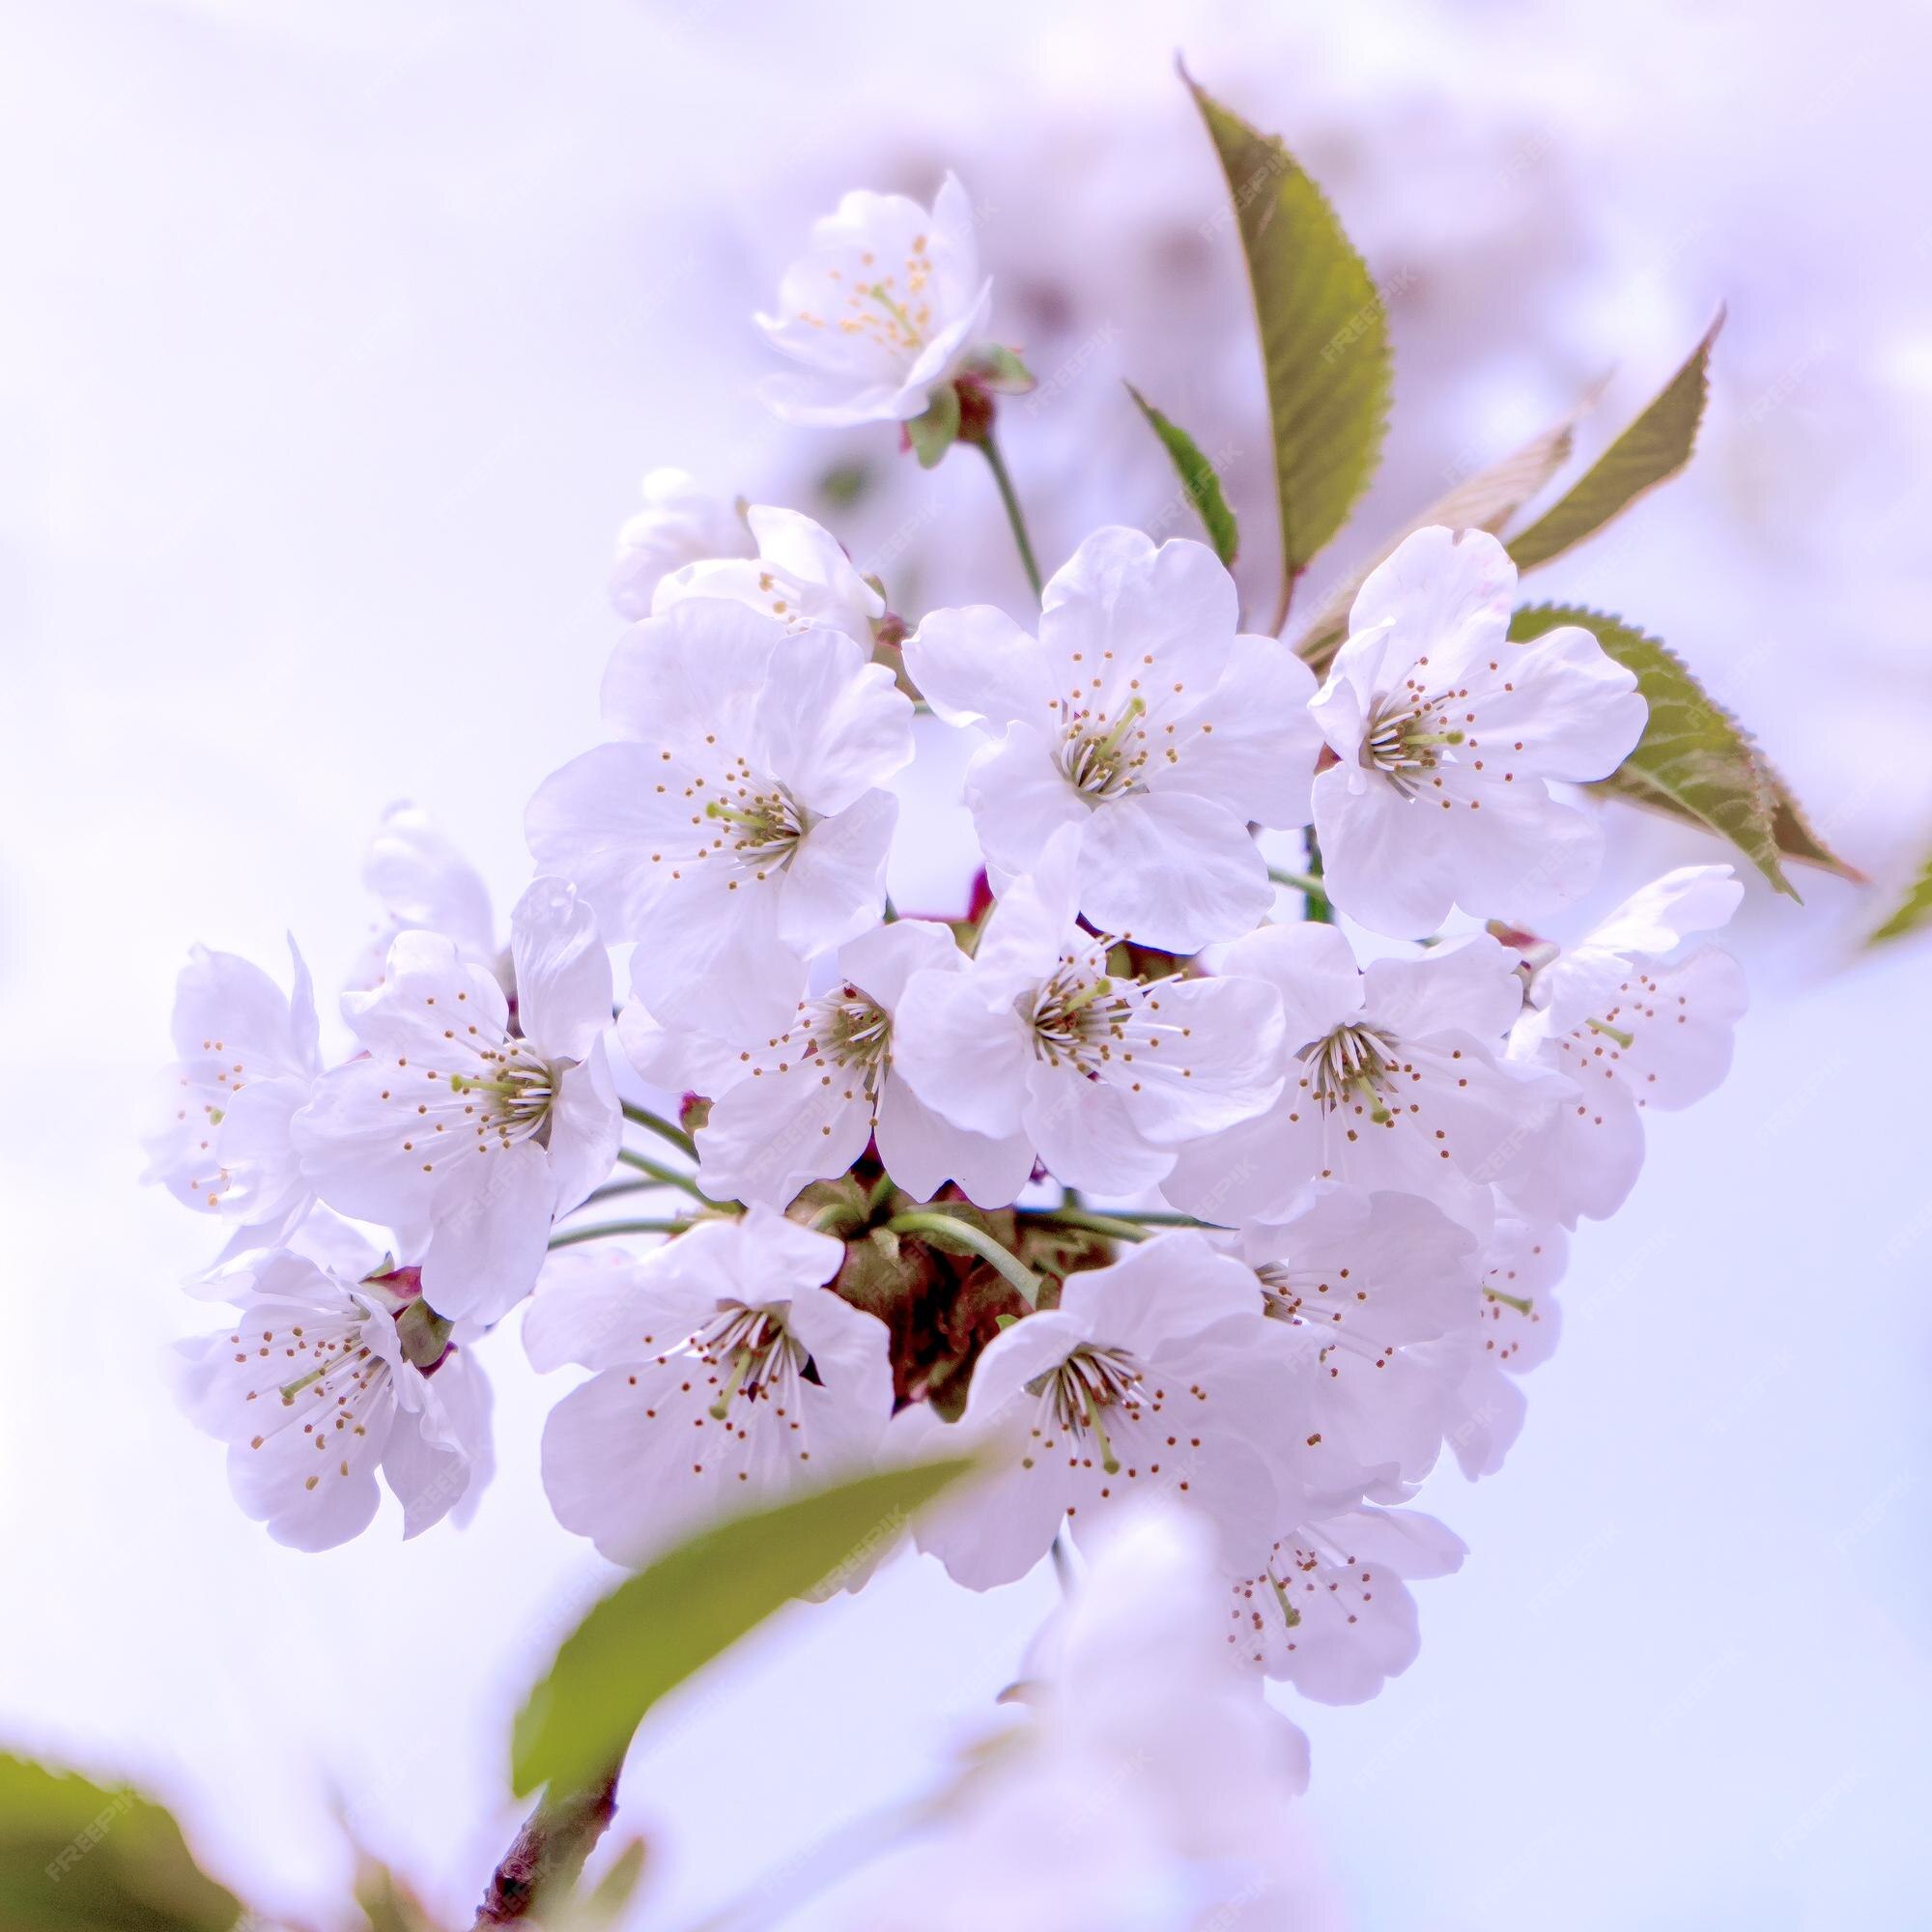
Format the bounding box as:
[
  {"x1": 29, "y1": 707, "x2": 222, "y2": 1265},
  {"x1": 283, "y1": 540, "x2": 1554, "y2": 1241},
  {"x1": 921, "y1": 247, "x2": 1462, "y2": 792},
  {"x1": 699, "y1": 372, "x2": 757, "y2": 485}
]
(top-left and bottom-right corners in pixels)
[{"x1": 149, "y1": 173, "x2": 1747, "y2": 1782}]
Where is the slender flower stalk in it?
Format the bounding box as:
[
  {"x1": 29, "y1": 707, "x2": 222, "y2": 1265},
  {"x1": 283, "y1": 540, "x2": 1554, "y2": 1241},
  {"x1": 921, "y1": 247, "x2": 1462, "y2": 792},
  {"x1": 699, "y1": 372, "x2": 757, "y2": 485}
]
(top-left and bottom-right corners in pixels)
[
  {"x1": 614, "y1": 1148, "x2": 708, "y2": 1199},
  {"x1": 885, "y1": 1209, "x2": 1042, "y2": 1305},
  {"x1": 547, "y1": 1217, "x2": 696, "y2": 1250},
  {"x1": 620, "y1": 1100, "x2": 698, "y2": 1162},
  {"x1": 973, "y1": 429, "x2": 1043, "y2": 601}
]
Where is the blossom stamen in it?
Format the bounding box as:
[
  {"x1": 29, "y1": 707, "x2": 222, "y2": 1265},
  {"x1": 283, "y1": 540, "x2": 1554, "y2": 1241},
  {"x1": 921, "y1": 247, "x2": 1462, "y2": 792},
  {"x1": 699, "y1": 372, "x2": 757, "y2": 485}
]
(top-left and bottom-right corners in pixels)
[{"x1": 1303, "y1": 1023, "x2": 1401, "y2": 1123}]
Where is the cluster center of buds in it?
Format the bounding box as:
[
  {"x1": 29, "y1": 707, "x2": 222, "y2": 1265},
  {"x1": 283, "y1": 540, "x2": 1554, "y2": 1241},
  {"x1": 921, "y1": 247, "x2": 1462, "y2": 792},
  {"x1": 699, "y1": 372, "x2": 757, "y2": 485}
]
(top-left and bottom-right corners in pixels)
[
  {"x1": 1360, "y1": 689, "x2": 1463, "y2": 798},
  {"x1": 448, "y1": 1041, "x2": 560, "y2": 1149},
  {"x1": 1025, "y1": 956, "x2": 1133, "y2": 1074},
  {"x1": 696, "y1": 1303, "x2": 809, "y2": 1418},
  {"x1": 1027, "y1": 1345, "x2": 1145, "y2": 1475},
  {"x1": 1302, "y1": 1023, "x2": 1402, "y2": 1125},
  {"x1": 1057, "y1": 697, "x2": 1150, "y2": 802}
]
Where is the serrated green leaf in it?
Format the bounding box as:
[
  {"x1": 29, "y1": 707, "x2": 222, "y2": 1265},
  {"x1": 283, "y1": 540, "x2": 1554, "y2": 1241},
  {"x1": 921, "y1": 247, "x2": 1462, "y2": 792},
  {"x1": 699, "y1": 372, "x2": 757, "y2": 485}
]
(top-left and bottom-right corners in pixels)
[
  {"x1": 1123, "y1": 382, "x2": 1240, "y2": 564},
  {"x1": 512, "y1": 1458, "x2": 975, "y2": 1798},
  {"x1": 1509, "y1": 603, "x2": 1796, "y2": 897},
  {"x1": 1507, "y1": 313, "x2": 1722, "y2": 571},
  {"x1": 1866, "y1": 848, "x2": 1932, "y2": 947},
  {"x1": 1186, "y1": 68, "x2": 1390, "y2": 629},
  {"x1": 1762, "y1": 759, "x2": 1862, "y2": 884},
  {"x1": 0, "y1": 1754, "x2": 242, "y2": 1932},
  {"x1": 1294, "y1": 399, "x2": 1592, "y2": 670},
  {"x1": 905, "y1": 383, "x2": 960, "y2": 469}
]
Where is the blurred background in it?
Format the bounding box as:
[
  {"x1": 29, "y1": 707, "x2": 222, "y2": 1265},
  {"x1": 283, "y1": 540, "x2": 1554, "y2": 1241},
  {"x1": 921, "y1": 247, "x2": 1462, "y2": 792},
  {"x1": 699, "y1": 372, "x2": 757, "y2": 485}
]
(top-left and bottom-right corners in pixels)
[{"x1": 3, "y1": 0, "x2": 1930, "y2": 1924}]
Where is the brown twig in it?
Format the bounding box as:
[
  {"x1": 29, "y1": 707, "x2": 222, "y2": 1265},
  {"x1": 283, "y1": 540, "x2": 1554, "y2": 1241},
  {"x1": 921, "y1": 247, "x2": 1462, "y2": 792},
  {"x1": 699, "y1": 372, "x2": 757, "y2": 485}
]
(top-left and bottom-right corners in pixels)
[{"x1": 473, "y1": 1772, "x2": 620, "y2": 1926}]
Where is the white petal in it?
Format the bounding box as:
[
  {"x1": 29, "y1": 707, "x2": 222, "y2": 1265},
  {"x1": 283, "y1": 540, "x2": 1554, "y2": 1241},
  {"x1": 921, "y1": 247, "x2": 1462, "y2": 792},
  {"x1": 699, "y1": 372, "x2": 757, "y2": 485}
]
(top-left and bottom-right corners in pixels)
[
  {"x1": 1023, "y1": 1062, "x2": 1172, "y2": 1196},
  {"x1": 902, "y1": 604, "x2": 1054, "y2": 729},
  {"x1": 696, "y1": 1048, "x2": 875, "y2": 1209},
  {"x1": 509, "y1": 877, "x2": 612, "y2": 1065},
  {"x1": 630, "y1": 865, "x2": 805, "y2": 1039},
  {"x1": 1342, "y1": 525, "x2": 1516, "y2": 691},
  {"x1": 873, "y1": 1072, "x2": 1035, "y2": 1208},
  {"x1": 892, "y1": 968, "x2": 1032, "y2": 1139},
  {"x1": 1103, "y1": 973, "x2": 1285, "y2": 1144},
  {"x1": 545, "y1": 1047, "x2": 622, "y2": 1220},
  {"x1": 420, "y1": 1142, "x2": 553, "y2": 1323},
  {"x1": 959, "y1": 724, "x2": 1087, "y2": 881},
  {"x1": 1220, "y1": 920, "x2": 1364, "y2": 1048},
  {"x1": 753, "y1": 634, "x2": 913, "y2": 814},
  {"x1": 1078, "y1": 792, "x2": 1273, "y2": 951},
  {"x1": 778, "y1": 788, "x2": 897, "y2": 956},
  {"x1": 1149, "y1": 633, "x2": 1321, "y2": 829},
  {"x1": 1312, "y1": 765, "x2": 1457, "y2": 938},
  {"x1": 1463, "y1": 621, "x2": 1646, "y2": 780}
]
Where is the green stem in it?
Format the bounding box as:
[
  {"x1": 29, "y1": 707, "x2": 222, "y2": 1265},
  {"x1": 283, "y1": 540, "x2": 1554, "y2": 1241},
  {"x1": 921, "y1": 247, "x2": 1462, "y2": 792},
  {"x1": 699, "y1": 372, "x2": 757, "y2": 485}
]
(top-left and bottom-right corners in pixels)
[
  {"x1": 1026, "y1": 1207, "x2": 1154, "y2": 1242},
  {"x1": 547, "y1": 1217, "x2": 694, "y2": 1251},
  {"x1": 1267, "y1": 867, "x2": 1325, "y2": 897},
  {"x1": 1022, "y1": 1207, "x2": 1208, "y2": 1234},
  {"x1": 975, "y1": 432, "x2": 1043, "y2": 603},
  {"x1": 616, "y1": 1148, "x2": 705, "y2": 1199},
  {"x1": 620, "y1": 1100, "x2": 697, "y2": 1161},
  {"x1": 885, "y1": 1209, "x2": 1042, "y2": 1305},
  {"x1": 1298, "y1": 829, "x2": 1335, "y2": 926},
  {"x1": 581, "y1": 1176, "x2": 662, "y2": 1207}
]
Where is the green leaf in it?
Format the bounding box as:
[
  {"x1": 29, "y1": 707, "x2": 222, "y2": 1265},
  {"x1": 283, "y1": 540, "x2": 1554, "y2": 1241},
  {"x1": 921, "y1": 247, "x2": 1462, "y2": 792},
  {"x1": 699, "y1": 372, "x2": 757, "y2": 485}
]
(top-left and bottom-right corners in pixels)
[
  {"x1": 1123, "y1": 382, "x2": 1240, "y2": 564},
  {"x1": 1294, "y1": 397, "x2": 1593, "y2": 670},
  {"x1": 1507, "y1": 312, "x2": 1723, "y2": 571},
  {"x1": 1509, "y1": 603, "x2": 1796, "y2": 897},
  {"x1": 1186, "y1": 67, "x2": 1391, "y2": 628},
  {"x1": 964, "y1": 344, "x2": 1036, "y2": 394},
  {"x1": 512, "y1": 1458, "x2": 976, "y2": 1798},
  {"x1": 0, "y1": 1753, "x2": 242, "y2": 1932},
  {"x1": 905, "y1": 383, "x2": 961, "y2": 469},
  {"x1": 1762, "y1": 760, "x2": 1862, "y2": 884},
  {"x1": 1866, "y1": 847, "x2": 1932, "y2": 947}
]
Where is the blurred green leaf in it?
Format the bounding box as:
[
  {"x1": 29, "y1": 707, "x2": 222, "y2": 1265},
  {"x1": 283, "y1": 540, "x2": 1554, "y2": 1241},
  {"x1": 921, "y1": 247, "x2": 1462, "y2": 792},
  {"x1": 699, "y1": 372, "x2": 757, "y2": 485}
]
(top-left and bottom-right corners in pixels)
[
  {"x1": 1186, "y1": 68, "x2": 1390, "y2": 628},
  {"x1": 511, "y1": 1458, "x2": 976, "y2": 1798},
  {"x1": 1507, "y1": 313, "x2": 1722, "y2": 571},
  {"x1": 1866, "y1": 848, "x2": 1932, "y2": 947},
  {"x1": 1123, "y1": 383, "x2": 1240, "y2": 564},
  {"x1": 905, "y1": 384, "x2": 960, "y2": 469},
  {"x1": 964, "y1": 344, "x2": 1036, "y2": 394},
  {"x1": 1510, "y1": 603, "x2": 1797, "y2": 897},
  {"x1": 0, "y1": 1753, "x2": 242, "y2": 1932},
  {"x1": 1294, "y1": 400, "x2": 1590, "y2": 670}
]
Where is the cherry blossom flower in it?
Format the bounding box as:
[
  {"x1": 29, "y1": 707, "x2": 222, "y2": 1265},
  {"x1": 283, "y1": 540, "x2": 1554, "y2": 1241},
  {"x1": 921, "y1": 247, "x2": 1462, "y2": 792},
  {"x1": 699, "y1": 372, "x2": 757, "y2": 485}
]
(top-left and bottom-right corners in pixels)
[
  {"x1": 528, "y1": 1208, "x2": 894, "y2": 1566},
  {"x1": 1161, "y1": 922, "x2": 1571, "y2": 1236},
  {"x1": 609, "y1": 468, "x2": 751, "y2": 620},
  {"x1": 1430, "y1": 1217, "x2": 1569, "y2": 1480},
  {"x1": 143, "y1": 937, "x2": 321, "y2": 1260},
  {"x1": 1227, "y1": 1504, "x2": 1466, "y2": 1703},
  {"x1": 1232, "y1": 1184, "x2": 1484, "y2": 1497},
  {"x1": 832, "y1": 1510, "x2": 1326, "y2": 1931},
  {"x1": 1309, "y1": 526, "x2": 1647, "y2": 937},
  {"x1": 654, "y1": 503, "x2": 884, "y2": 647},
  {"x1": 893, "y1": 835, "x2": 1285, "y2": 1198},
  {"x1": 350, "y1": 802, "x2": 500, "y2": 995},
  {"x1": 293, "y1": 879, "x2": 619, "y2": 1325},
  {"x1": 624, "y1": 919, "x2": 1034, "y2": 1211},
  {"x1": 526, "y1": 596, "x2": 914, "y2": 1038},
  {"x1": 900, "y1": 1232, "x2": 1302, "y2": 1588},
  {"x1": 1504, "y1": 865, "x2": 1747, "y2": 1224},
  {"x1": 904, "y1": 526, "x2": 1321, "y2": 951},
  {"x1": 757, "y1": 173, "x2": 993, "y2": 427},
  {"x1": 176, "y1": 1248, "x2": 492, "y2": 1550}
]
